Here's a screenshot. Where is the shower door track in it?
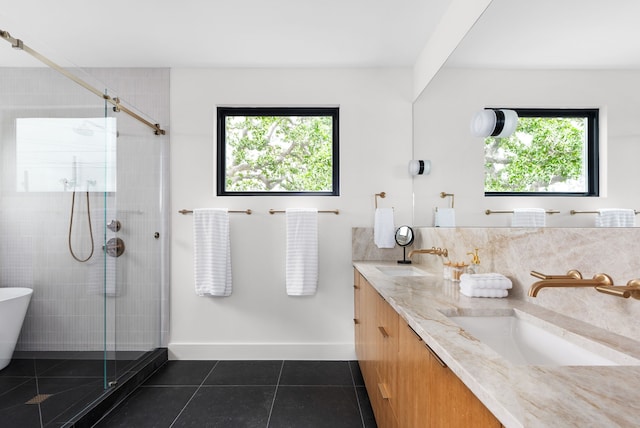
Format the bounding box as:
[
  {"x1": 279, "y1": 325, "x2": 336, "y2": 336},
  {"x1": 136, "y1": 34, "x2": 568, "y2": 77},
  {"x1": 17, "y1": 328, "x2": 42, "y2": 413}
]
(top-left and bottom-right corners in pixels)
[{"x1": 0, "y1": 29, "x2": 166, "y2": 136}]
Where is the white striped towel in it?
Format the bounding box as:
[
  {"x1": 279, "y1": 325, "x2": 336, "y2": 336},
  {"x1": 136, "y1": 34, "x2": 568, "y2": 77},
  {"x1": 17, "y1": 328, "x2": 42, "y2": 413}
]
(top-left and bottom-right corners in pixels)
[
  {"x1": 374, "y1": 208, "x2": 395, "y2": 248},
  {"x1": 595, "y1": 209, "x2": 635, "y2": 227},
  {"x1": 193, "y1": 208, "x2": 232, "y2": 297},
  {"x1": 460, "y1": 273, "x2": 512, "y2": 290},
  {"x1": 511, "y1": 208, "x2": 546, "y2": 227},
  {"x1": 286, "y1": 208, "x2": 318, "y2": 296},
  {"x1": 460, "y1": 283, "x2": 508, "y2": 298}
]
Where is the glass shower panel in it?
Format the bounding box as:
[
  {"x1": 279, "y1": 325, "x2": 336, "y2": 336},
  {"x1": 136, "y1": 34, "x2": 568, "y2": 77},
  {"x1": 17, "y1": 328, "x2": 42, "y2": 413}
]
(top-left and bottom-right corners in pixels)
[{"x1": 105, "y1": 100, "x2": 165, "y2": 385}]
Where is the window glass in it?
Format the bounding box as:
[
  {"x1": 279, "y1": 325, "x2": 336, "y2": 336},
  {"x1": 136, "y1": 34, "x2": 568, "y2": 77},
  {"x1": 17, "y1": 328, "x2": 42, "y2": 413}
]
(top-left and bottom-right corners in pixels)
[
  {"x1": 217, "y1": 107, "x2": 339, "y2": 196},
  {"x1": 484, "y1": 108, "x2": 598, "y2": 196}
]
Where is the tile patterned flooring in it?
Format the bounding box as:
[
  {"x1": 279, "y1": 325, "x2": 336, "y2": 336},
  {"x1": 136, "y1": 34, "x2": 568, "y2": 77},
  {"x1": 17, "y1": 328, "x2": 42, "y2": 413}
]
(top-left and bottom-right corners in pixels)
[
  {"x1": 96, "y1": 360, "x2": 376, "y2": 428},
  {"x1": 0, "y1": 356, "x2": 137, "y2": 427}
]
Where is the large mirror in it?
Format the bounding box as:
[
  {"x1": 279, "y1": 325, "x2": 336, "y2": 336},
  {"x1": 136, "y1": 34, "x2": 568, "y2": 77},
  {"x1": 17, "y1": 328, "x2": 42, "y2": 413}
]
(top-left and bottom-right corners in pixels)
[{"x1": 412, "y1": 0, "x2": 640, "y2": 228}]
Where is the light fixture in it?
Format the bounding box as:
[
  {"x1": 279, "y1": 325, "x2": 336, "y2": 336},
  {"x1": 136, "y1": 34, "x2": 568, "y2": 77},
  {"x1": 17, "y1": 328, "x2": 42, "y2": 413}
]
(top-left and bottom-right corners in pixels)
[
  {"x1": 470, "y1": 109, "x2": 518, "y2": 138},
  {"x1": 408, "y1": 159, "x2": 431, "y2": 176}
]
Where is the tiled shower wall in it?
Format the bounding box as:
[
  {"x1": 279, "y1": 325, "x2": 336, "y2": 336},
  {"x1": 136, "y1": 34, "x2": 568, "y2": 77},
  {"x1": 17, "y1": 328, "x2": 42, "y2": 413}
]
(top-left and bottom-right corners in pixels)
[{"x1": 0, "y1": 68, "x2": 169, "y2": 352}]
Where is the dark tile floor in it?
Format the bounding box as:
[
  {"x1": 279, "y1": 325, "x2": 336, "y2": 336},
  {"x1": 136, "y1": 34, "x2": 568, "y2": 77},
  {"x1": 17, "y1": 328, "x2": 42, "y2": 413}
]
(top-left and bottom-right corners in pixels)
[
  {"x1": 0, "y1": 353, "x2": 142, "y2": 428},
  {"x1": 96, "y1": 360, "x2": 377, "y2": 428}
]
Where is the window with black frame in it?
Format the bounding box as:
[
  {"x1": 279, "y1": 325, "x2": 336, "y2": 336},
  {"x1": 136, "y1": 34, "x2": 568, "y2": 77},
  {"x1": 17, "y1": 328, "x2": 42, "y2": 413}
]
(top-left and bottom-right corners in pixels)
[
  {"x1": 484, "y1": 108, "x2": 599, "y2": 196},
  {"x1": 217, "y1": 106, "x2": 339, "y2": 196}
]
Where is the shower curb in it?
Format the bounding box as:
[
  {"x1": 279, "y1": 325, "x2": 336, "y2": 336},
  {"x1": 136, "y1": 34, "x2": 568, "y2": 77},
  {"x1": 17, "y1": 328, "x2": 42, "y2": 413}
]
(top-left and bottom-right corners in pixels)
[{"x1": 63, "y1": 347, "x2": 168, "y2": 428}]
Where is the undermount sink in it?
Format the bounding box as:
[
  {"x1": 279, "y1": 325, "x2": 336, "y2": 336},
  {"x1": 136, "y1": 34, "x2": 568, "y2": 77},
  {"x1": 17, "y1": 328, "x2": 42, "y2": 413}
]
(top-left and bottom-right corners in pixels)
[
  {"x1": 447, "y1": 310, "x2": 639, "y2": 366},
  {"x1": 376, "y1": 266, "x2": 429, "y2": 277}
]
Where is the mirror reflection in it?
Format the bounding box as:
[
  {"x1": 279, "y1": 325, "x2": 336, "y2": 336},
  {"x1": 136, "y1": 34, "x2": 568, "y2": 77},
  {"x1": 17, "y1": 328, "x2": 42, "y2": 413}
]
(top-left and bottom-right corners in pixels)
[{"x1": 412, "y1": 0, "x2": 640, "y2": 228}]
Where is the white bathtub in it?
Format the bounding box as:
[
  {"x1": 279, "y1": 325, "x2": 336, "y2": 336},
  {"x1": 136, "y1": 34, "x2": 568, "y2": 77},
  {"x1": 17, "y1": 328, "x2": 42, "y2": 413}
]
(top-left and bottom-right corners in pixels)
[{"x1": 0, "y1": 287, "x2": 33, "y2": 370}]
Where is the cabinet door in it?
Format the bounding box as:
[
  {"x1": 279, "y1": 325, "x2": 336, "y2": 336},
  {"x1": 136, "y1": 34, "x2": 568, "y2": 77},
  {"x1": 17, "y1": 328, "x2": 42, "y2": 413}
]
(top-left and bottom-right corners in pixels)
[
  {"x1": 375, "y1": 291, "x2": 399, "y2": 427},
  {"x1": 427, "y1": 343, "x2": 501, "y2": 427},
  {"x1": 354, "y1": 270, "x2": 364, "y2": 362},
  {"x1": 397, "y1": 322, "x2": 431, "y2": 428}
]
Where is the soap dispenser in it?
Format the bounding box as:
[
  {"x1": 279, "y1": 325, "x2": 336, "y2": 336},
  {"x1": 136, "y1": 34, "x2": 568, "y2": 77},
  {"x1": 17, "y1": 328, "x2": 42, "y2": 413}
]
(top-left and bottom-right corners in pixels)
[{"x1": 466, "y1": 248, "x2": 481, "y2": 274}]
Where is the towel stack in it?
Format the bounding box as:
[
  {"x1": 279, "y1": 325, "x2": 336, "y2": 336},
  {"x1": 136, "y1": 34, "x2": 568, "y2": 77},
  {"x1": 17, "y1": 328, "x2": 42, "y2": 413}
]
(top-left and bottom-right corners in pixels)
[{"x1": 459, "y1": 273, "x2": 512, "y2": 298}]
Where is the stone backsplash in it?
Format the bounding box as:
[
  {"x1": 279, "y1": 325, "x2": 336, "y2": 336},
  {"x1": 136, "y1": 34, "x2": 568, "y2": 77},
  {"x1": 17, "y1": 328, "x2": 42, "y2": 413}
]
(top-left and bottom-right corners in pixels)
[{"x1": 353, "y1": 226, "x2": 640, "y2": 342}]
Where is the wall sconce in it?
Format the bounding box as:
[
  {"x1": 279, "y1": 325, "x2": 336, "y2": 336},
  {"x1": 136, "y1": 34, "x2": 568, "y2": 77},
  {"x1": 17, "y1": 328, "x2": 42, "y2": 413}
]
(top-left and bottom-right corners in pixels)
[
  {"x1": 408, "y1": 159, "x2": 431, "y2": 176},
  {"x1": 470, "y1": 108, "x2": 518, "y2": 138}
]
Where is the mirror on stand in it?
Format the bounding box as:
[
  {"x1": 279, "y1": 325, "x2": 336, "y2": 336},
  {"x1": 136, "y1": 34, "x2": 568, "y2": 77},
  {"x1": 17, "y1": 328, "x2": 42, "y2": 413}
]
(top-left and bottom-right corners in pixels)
[{"x1": 395, "y1": 225, "x2": 414, "y2": 264}]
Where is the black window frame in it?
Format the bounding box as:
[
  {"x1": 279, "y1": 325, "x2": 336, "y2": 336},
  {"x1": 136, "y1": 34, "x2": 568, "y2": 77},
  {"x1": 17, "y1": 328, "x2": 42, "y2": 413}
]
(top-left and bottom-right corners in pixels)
[
  {"x1": 216, "y1": 106, "x2": 340, "y2": 196},
  {"x1": 485, "y1": 108, "x2": 599, "y2": 197}
]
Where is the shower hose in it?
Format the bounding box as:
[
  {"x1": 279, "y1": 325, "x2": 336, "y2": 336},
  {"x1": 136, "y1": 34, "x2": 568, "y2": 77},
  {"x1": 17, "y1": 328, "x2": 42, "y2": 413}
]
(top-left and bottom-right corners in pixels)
[{"x1": 68, "y1": 191, "x2": 94, "y2": 262}]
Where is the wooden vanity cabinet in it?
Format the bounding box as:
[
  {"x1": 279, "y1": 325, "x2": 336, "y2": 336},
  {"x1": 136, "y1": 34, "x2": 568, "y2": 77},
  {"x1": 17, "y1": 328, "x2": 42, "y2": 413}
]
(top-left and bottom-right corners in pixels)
[{"x1": 355, "y1": 269, "x2": 501, "y2": 428}]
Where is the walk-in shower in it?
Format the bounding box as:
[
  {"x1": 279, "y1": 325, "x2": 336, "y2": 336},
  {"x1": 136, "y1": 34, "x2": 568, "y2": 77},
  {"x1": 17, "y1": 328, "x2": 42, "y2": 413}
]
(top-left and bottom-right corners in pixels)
[{"x1": 0, "y1": 30, "x2": 169, "y2": 426}]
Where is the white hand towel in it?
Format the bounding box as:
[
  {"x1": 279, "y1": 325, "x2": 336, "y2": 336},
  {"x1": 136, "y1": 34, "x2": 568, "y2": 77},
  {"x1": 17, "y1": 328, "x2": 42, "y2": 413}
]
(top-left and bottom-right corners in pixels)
[
  {"x1": 286, "y1": 208, "x2": 318, "y2": 296},
  {"x1": 460, "y1": 283, "x2": 508, "y2": 298},
  {"x1": 374, "y1": 208, "x2": 395, "y2": 248},
  {"x1": 511, "y1": 208, "x2": 546, "y2": 227},
  {"x1": 434, "y1": 208, "x2": 456, "y2": 227},
  {"x1": 460, "y1": 273, "x2": 513, "y2": 290},
  {"x1": 193, "y1": 208, "x2": 232, "y2": 297},
  {"x1": 595, "y1": 209, "x2": 635, "y2": 227}
]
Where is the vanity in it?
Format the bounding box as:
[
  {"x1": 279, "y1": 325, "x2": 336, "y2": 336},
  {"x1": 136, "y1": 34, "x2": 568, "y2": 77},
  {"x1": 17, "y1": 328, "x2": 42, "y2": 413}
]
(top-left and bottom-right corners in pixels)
[{"x1": 353, "y1": 259, "x2": 640, "y2": 427}]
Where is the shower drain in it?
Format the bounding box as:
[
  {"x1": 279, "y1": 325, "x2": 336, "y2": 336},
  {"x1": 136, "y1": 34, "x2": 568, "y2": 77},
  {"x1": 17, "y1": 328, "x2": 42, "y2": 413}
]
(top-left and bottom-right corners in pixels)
[{"x1": 25, "y1": 394, "x2": 52, "y2": 405}]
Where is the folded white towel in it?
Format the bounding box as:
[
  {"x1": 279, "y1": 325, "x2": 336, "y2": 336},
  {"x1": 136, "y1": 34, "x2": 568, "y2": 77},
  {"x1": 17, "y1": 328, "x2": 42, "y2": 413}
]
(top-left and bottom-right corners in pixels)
[
  {"x1": 460, "y1": 283, "x2": 508, "y2": 298},
  {"x1": 193, "y1": 208, "x2": 232, "y2": 297},
  {"x1": 374, "y1": 208, "x2": 395, "y2": 248},
  {"x1": 286, "y1": 208, "x2": 318, "y2": 296},
  {"x1": 435, "y1": 208, "x2": 456, "y2": 227},
  {"x1": 595, "y1": 209, "x2": 635, "y2": 227},
  {"x1": 460, "y1": 273, "x2": 513, "y2": 290},
  {"x1": 511, "y1": 208, "x2": 546, "y2": 227}
]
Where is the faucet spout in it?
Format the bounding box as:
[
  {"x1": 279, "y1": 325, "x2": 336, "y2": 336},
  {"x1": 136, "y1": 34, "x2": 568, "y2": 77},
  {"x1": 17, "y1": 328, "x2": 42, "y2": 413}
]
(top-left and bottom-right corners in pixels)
[
  {"x1": 407, "y1": 247, "x2": 448, "y2": 259},
  {"x1": 528, "y1": 272, "x2": 613, "y2": 297}
]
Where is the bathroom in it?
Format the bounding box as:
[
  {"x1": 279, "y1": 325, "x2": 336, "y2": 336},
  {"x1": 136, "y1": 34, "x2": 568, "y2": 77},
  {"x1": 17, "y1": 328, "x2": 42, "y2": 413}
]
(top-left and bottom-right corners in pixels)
[{"x1": 2, "y1": 0, "x2": 640, "y2": 427}]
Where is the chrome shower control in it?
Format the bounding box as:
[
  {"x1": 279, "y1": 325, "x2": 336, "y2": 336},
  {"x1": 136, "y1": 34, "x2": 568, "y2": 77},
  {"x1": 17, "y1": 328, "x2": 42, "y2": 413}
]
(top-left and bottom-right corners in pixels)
[{"x1": 107, "y1": 220, "x2": 121, "y2": 232}]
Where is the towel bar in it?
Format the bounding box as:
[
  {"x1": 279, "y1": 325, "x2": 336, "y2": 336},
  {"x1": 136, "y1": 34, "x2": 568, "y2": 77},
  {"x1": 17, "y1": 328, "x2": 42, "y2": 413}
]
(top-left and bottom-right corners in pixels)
[
  {"x1": 485, "y1": 209, "x2": 560, "y2": 215},
  {"x1": 179, "y1": 209, "x2": 252, "y2": 215},
  {"x1": 269, "y1": 209, "x2": 339, "y2": 215},
  {"x1": 374, "y1": 192, "x2": 386, "y2": 209},
  {"x1": 570, "y1": 210, "x2": 639, "y2": 215}
]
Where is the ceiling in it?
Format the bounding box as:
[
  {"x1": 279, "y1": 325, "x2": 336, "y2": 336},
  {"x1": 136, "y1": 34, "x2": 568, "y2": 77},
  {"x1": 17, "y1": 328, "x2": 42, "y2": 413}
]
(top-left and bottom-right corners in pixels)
[
  {"x1": 0, "y1": 0, "x2": 451, "y2": 68},
  {"x1": 447, "y1": 0, "x2": 640, "y2": 70},
  {"x1": 1, "y1": 1, "x2": 638, "y2": 73}
]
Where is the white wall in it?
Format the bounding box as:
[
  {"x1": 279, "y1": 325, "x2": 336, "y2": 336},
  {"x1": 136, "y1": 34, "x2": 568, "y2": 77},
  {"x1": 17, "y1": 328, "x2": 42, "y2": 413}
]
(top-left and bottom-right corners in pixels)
[
  {"x1": 413, "y1": 68, "x2": 640, "y2": 227},
  {"x1": 169, "y1": 68, "x2": 413, "y2": 360}
]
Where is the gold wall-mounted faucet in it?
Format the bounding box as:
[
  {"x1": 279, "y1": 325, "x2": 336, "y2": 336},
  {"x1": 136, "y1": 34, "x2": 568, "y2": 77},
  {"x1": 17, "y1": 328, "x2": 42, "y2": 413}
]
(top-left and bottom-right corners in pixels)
[
  {"x1": 595, "y1": 279, "x2": 640, "y2": 299},
  {"x1": 528, "y1": 270, "x2": 613, "y2": 297},
  {"x1": 407, "y1": 247, "x2": 448, "y2": 259}
]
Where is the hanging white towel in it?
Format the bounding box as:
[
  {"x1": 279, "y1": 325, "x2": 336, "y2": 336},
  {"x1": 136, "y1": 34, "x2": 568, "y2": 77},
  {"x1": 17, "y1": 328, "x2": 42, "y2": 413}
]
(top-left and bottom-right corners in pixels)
[
  {"x1": 434, "y1": 208, "x2": 456, "y2": 227},
  {"x1": 193, "y1": 208, "x2": 232, "y2": 297},
  {"x1": 286, "y1": 208, "x2": 318, "y2": 296},
  {"x1": 511, "y1": 208, "x2": 546, "y2": 227},
  {"x1": 374, "y1": 208, "x2": 395, "y2": 248},
  {"x1": 595, "y1": 209, "x2": 635, "y2": 227}
]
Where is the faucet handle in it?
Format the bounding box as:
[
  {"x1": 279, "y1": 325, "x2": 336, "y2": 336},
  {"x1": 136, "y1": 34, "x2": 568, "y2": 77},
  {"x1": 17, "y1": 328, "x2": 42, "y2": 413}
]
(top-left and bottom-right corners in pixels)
[{"x1": 592, "y1": 273, "x2": 614, "y2": 285}]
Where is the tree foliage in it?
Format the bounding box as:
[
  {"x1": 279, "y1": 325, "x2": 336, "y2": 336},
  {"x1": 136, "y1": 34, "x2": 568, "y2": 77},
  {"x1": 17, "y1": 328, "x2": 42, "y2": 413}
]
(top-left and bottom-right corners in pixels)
[
  {"x1": 225, "y1": 115, "x2": 333, "y2": 192},
  {"x1": 484, "y1": 117, "x2": 586, "y2": 192}
]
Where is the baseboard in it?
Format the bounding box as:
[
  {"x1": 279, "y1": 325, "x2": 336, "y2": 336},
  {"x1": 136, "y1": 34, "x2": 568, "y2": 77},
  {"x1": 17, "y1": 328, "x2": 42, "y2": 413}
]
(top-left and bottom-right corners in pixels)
[{"x1": 168, "y1": 343, "x2": 356, "y2": 360}]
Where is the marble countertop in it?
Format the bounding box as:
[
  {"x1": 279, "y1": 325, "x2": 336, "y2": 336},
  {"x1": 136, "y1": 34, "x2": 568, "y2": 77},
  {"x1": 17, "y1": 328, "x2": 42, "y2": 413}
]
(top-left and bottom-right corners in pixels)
[{"x1": 353, "y1": 261, "x2": 640, "y2": 428}]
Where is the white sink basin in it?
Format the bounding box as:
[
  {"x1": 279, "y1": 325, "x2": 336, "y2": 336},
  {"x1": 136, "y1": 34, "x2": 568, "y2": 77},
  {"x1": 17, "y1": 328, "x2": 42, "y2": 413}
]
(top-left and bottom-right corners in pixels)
[
  {"x1": 376, "y1": 266, "x2": 429, "y2": 277},
  {"x1": 447, "y1": 310, "x2": 638, "y2": 366}
]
